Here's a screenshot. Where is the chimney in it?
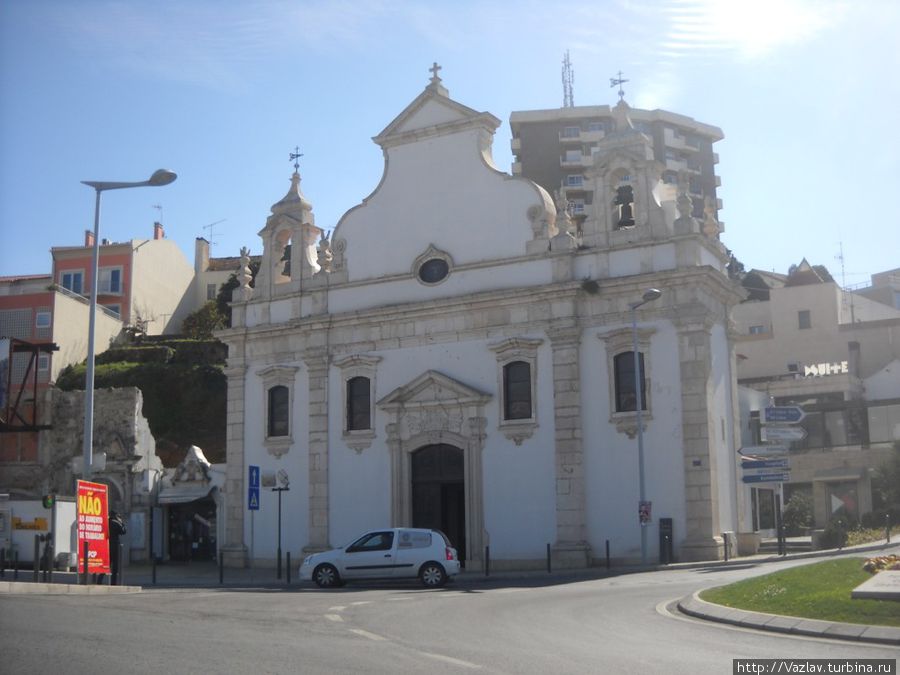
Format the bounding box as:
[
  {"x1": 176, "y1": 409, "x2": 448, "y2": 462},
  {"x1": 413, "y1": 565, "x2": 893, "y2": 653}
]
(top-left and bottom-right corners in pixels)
[
  {"x1": 85, "y1": 230, "x2": 95, "y2": 247},
  {"x1": 153, "y1": 222, "x2": 165, "y2": 240},
  {"x1": 195, "y1": 237, "x2": 210, "y2": 274}
]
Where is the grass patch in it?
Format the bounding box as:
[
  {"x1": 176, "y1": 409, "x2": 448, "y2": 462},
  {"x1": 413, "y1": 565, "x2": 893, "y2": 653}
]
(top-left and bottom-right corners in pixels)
[{"x1": 700, "y1": 558, "x2": 900, "y2": 627}]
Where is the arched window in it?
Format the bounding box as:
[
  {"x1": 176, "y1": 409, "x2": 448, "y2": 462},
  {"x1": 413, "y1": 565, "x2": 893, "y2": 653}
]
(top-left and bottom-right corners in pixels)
[
  {"x1": 267, "y1": 385, "x2": 290, "y2": 437},
  {"x1": 614, "y1": 351, "x2": 646, "y2": 412},
  {"x1": 614, "y1": 184, "x2": 635, "y2": 229},
  {"x1": 346, "y1": 376, "x2": 371, "y2": 431},
  {"x1": 503, "y1": 361, "x2": 532, "y2": 420}
]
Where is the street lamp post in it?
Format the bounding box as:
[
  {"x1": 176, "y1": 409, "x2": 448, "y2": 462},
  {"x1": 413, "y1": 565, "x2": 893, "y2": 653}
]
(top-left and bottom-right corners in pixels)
[
  {"x1": 80, "y1": 170, "x2": 177, "y2": 479},
  {"x1": 630, "y1": 288, "x2": 662, "y2": 565}
]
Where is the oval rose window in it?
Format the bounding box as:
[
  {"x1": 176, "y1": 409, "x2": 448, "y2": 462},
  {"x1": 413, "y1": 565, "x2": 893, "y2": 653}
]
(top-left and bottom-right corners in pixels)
[{"x1": 418, "y1": 258, "x2": 449, "y2": 284}]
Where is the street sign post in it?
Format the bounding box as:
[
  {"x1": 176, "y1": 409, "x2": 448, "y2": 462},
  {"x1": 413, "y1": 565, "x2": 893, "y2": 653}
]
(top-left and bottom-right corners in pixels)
[
  {"x1": 739, "y1": 445, "x2": 789, "y2": 457},
  {"x1": 741, "y1": 458, "x2": 790, "y2": 470},
  {"x1": 248, "y1": 465, "x2": 260, "y2": 511},
  {"x1": 764, "y1": 406, "x2": 806, "y2": 423},
  {"x1": 763, "y1": 426, "x2": 808, "y2": 442},
  {"x1": 742, "y1": 472, "x2": 790, "y2": 484}
]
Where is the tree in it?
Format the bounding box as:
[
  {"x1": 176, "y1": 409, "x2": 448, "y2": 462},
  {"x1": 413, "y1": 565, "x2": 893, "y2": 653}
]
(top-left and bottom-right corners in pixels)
[
  {"x1": 872, "y1": 441, "x2": 900, "y2": 511},
  {"x1": 181, "y1": 301, "x2": 225, "y2": 339},
  {"x1": 216, "y1": 260, "x2": 260, "y2": 328}
]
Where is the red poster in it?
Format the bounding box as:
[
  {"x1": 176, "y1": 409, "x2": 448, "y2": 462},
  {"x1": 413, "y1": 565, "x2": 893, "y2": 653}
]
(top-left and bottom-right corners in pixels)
[{"x1": 77, "y1": 480, "x2": 110, "y2": 574}]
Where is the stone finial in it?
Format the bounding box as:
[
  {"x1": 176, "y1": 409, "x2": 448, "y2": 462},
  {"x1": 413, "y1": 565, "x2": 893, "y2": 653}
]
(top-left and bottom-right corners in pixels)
[
  {"x1": 316, "y1": 231, "x2": 333, "y2": 274},
  {"x1": 239, "y1": 246, "x2": 252, "y2": 289},
  {"x1": 676, "y1": 190, "x2": 693, "y2": 220},
  {"x1": 674, "y1": 189, "x2": 700, "y2": 235},
  {"x1": 702, "y1": 196, "x2": 721, "y2": 238},
  {"x1": 554, "y1": 189, "x2": 574, "y2": 235},
  {"x1": 235, "y1": 246, "x2": 254, "y2": 301}
]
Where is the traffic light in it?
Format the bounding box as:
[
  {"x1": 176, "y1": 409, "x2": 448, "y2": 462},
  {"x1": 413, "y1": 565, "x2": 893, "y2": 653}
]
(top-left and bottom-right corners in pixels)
[{"x1": 42, "y1": 494, "x2": 55, "y2": 509}]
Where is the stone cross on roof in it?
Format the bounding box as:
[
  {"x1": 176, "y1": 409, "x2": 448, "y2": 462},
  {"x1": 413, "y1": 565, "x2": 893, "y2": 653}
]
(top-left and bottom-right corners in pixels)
[{"x1": 429, "y1": 62, "x2": 442, "y2": 83}]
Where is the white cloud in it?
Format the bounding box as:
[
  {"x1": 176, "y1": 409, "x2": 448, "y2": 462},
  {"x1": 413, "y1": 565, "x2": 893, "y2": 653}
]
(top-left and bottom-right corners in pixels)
[{"x1": 661, "y1": 0, "x2": 847, "y2": 61}]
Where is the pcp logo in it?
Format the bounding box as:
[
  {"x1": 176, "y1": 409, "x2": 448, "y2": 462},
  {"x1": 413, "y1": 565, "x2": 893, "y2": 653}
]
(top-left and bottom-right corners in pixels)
[{"x1": 88, "y1": 550, "x2": 98, "y2": 558}]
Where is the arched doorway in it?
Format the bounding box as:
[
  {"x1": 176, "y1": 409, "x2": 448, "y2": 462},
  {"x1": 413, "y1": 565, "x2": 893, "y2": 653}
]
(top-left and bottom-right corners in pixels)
[{"x1": 412, "y1": 444, "x2": 466, "y2": 564}]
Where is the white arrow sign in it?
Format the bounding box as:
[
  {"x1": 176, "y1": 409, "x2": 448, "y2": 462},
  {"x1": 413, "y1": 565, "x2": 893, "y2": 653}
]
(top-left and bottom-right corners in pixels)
[
  {"x1": 831, "y1": 494, "x2": 845, "y2": 514},
  {"x1": 739, "y1": 445, "x2": 789, "y2": 457},
  {"x1": 763, "y1": 426, "x2": 808, "y2": 442}
]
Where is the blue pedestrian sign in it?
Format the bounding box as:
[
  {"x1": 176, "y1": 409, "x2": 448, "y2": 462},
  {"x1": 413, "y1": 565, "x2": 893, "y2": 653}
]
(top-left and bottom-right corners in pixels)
[
  {"x1": 248, "y1": 465, "x2": 260, "y2": 510},
  {"x1": 764, "y1": 406, "x2": 805, "y2": 423}
]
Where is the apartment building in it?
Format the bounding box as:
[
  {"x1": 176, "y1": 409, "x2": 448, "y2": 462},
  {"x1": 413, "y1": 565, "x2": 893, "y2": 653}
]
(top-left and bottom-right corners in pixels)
[
  {"x1": 51, "y1": 223, "x2": 194, "y2": 335},
  {"x1": 509, "y1": 101, "x2": 723, "y2": 223},
  {"x1": 732, "y1": 261, "x2": 900, "y2": 531}
]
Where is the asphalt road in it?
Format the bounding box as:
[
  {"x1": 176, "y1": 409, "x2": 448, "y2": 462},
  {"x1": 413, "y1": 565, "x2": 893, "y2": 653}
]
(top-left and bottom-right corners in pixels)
[{"x1": 2, "y1": 555, "x2": 897, "y2": 674}]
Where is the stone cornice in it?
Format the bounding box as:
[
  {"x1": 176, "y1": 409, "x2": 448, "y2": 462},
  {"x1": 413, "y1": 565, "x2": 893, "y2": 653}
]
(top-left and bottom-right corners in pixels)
[{"x1": 333, "y1": 354, "x2": 382, "y2": 370}]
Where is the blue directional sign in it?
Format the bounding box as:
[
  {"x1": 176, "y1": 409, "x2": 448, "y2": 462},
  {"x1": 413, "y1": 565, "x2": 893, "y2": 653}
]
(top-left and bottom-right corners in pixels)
[
  {"x1": 741, "y1": 458, "x2": 790, "y2": 470},
  {"x1": 742, "y1": 472, "x2": 790, "y2": 484},
  {"x1": 764, "y1": 406, "x2": 805, "y2": 423},
  {"x1": 248, "y1": 465, "x2": 260, "y2": 510}
]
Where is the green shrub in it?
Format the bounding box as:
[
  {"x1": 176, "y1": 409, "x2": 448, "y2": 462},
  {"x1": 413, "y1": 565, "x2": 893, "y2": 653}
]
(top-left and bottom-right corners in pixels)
[
  {"x1": 819, "y1": 514, "x2": 850, "y2": 549},
  {"x1": 782, "y1": 492, "x2": 813, "y2": 536},
  {"x1": 96, "y1": 346, "x2": 173, "y2": 365}
]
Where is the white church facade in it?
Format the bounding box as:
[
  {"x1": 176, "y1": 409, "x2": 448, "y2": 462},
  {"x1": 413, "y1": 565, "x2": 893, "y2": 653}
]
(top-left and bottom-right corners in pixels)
[{"x1": 218, "y1": 69, "x2": 744, "y2": 569}]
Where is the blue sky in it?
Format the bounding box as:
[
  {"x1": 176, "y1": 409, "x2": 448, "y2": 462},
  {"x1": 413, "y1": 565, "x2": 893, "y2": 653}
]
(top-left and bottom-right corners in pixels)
[{"x1": 2, "y1": 0, "x2": 898, "y2": 287}]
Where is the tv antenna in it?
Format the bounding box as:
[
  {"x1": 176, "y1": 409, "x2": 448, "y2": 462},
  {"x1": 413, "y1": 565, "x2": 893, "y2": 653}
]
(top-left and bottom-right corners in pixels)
[
  {"x1": 562, "y1": 51, "x2": 574, "y2": 108},
  {"x1": 836, "y1": 240, "x2": 847, "y2": 289},
  {"x1": 610, "y1": 71, "x2": 629, "y2": 101},
  {"x1": 152, "y1": 204, "x2": 164, "y2": 224},
  {"x1": 203, "y1": 219, "x2": 226, "y2": 252}
]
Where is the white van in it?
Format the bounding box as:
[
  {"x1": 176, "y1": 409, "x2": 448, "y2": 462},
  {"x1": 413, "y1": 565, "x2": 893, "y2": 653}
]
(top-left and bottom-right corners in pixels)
[{"x1": 299, "y1": 528, "x2": 460, "y2": 588}]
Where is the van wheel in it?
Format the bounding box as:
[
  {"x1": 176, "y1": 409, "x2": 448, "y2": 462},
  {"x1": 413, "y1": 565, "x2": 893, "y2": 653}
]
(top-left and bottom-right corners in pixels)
[
  {"x1": 419, "y1": 562, "x2": 446, "y2": 588},
  {"x1": 313, "y1": 563, "x2": 340, "y2": 588}
]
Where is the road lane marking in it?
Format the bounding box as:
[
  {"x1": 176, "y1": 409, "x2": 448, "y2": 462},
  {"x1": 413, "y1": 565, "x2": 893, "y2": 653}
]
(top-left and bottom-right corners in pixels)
[
  {"x1": 324, "y1": 614, "x2": 344, "y2": 622},
  {"x1": 419, "y1": 652, "x2": 481, "y2": 669},
  {"x1": 348, "y1": 629, "x2": 387, "y2": 641},
  {"x1": 350, "y1": 601, "x2": 372, "y2": 606},
  {"x1": 328, "y1": 605, "x2": 346, "y2": 612}
]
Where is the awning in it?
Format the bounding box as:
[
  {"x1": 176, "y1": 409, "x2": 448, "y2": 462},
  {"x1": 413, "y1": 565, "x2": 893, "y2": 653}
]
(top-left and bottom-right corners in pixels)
[
  {"x1": 813, "y1": 467, "x2": 866, "y2": 482},
  {"x1": 157, "y1": 483, "x2": 213, "y2": 505}
]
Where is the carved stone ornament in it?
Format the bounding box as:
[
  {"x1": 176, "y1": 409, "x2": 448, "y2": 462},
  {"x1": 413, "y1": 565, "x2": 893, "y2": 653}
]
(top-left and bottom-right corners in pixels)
[
  {"x1": 501, "y1": 422, "x2": 536, "y2": 446},
  {"x1": 613, "y1": 415, "x2": 647, "y2": 440},
  {"x1": 406, "y1": 409, "x2": 464, "y2": 436},
  {"x1": 345, "y1": 430, "x2": 375, "y2": 454},
  {"x1": 266, "y1": 438, "x2": 292, "y2": 458}
]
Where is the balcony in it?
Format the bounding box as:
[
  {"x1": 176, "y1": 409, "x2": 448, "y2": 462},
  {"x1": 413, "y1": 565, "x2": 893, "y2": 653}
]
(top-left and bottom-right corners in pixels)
[
  {"x1": 559, "y1": 127, "x2": 581, "y2": 143},
  {"x1": 511, "y1": 161, "x2": 522, "y2": 175},
  {"x1": 560, "y1": 154, "x2": 584, "y2": 168},
  {"x1": 511, "y1": 137, "x2": 521, "y2": 152}
]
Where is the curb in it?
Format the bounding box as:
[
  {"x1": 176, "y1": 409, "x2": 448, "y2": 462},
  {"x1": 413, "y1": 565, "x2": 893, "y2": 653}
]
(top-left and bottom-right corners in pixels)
[
  {"x1": 677, "y1": 590, "x2": 900, "y2": 646},
  {"x1": 0, "y1": 580, "x2": 142, "y2": 595}
]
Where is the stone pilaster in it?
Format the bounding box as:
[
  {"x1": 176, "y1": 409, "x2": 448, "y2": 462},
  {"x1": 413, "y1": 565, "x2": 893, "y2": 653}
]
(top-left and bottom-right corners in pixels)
[
  {"x1": 676, "y1": 320, "x2": 723, "y2": 561},
  {"x1": 221, "y1": 363, "x2": 248, "y2": 567},
  {"x1": 303, "y1": 349, "x2": 330, "y2": 552},
  {"x1": 548, "y1": 321, "x2": 590, "y2": 567}
]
